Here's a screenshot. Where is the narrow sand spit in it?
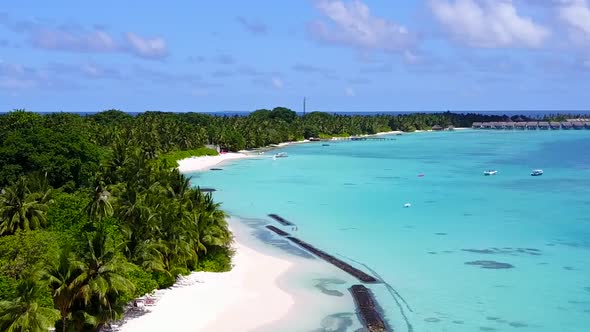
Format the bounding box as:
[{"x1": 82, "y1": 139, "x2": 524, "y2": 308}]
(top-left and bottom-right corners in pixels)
[{"x1": 176, "y1": 152, "x2": 251, "y2": 173}]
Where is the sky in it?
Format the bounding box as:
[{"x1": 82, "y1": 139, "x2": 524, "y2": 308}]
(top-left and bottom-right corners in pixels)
[{"x1": 1, "y1": 0, "x2": 590, "y2": 113}]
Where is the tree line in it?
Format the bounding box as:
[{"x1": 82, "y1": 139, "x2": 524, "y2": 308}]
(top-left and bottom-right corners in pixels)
[{"x1": 0, "y1": 107, "x2": 528, "y2": 331}]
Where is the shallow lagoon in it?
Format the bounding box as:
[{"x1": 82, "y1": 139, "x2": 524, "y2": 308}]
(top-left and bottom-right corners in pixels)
[{"x1": 188, "y1": 130, "x2": 590, "y2": 331}]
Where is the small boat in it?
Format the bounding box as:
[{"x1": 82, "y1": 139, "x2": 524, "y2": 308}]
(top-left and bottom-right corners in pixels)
[
  {"x1": 322, "y1": 144, "x2": 330, "y2": 146},
  {"x1": 404, "y1": 203, "x2": 412, "y2": 208},
  {"x1": 274, "y1": 152, "x2": 288, "y2": 158},
  {"x1": 484, "y1": 170, "x2": 497, "y2": 176},
  {"x1": 531, "y1": 169, "x2": 543, "y2": 176}
]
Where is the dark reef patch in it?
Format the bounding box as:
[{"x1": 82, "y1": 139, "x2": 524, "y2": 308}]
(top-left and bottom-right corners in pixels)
[
  {"x1": 424, "y1": 317, "x2": 441, "y2": 323},
  {"x1": 343, "y1": 183, "x2": 356, "y2": 186},
  {"x1": 462, "y1": 247, "x2": 542, "y2": 256},
  {"x1": 479, "y1": 327, "x2": 497, "y2": 331},
  {"x1": 486, "y1": 316, "x2": 500, "y2": 321},
  {"x1": 509, "y1": 321, "x2": 529, "y2": 328},
  {"x1": 314, "y1": 278, "x2": 346, "y2": 297},
  {"x1": 209, "y1": 168, "x2": 223, "y2": 171},
  {"x1": 428, "y1": 251, "x2": 437, "y2": 255},
  {"x1": 452, "y1": 320, "x2": 464, "y2": 324},
  {"x1": 310, "y1": 312, "x2": 354, "y2": 332},
  {"x1": 435, "y1": 232, "x2": 447, "y2": 236},
  {"x1": 563, "y1": 266, "x2": 575, "y2": 271},
  {"x1": 584, "y1": 286, "x2": 590, "y2": 292},
  {"x1": 465, "y1": 260, "x2": 514, "y2": 269}
]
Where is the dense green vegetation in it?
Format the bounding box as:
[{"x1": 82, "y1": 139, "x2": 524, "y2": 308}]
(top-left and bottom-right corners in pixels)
[
  {"x1": 0, "y1": 107, "x2": 533, "y2": 331},
  {"x1": 159, "y1": 147, "x2": 218, "y2": 166}
]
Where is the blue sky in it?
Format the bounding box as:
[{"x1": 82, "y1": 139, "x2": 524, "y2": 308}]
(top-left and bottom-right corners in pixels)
[{"x1": 1, "y1": 0, "x2": 590, "y2": 112}]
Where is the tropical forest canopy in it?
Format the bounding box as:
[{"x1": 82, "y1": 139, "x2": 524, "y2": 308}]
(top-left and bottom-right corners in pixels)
[{"x1": 0, "y1": 107, "x2": 534, "y2": 331}]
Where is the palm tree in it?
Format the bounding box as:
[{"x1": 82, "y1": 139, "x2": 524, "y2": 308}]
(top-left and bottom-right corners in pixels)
[
  {"x1": 44, "y1": 249, "x2": 83, "y2": 332},
  {"x1": 0, "y1": 177, "x2": 50, "y2": 235},
  {"x1": 71, "y1": 230, "x2": 135, "y2": 330},
  {"x1": 84, "y1": 179, "x2": 113, "y2": 222},
  {"x1": 0, "y1": 278, "x2": 59, "y2": 332}
]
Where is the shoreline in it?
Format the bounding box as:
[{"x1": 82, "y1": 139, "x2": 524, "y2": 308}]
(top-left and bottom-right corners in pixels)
[
  {"x1": 116, "y1": 232, "x2": 295, "y2": 332},
  {"x1": 176, "y1": 152, "x2": 253, "y2": 173},
  {"x1": 176, "y1": 128, "x2": 468, "y2": 173}
]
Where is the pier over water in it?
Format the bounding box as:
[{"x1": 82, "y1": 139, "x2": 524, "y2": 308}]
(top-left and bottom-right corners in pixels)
[{"x1": 472, "y1": 120, "x2": 590, "y2": 130}]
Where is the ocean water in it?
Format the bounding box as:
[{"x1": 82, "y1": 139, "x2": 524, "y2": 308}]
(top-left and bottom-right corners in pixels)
[{"x1": 187, "y1": 130, "x2": 590, "y2": 332}]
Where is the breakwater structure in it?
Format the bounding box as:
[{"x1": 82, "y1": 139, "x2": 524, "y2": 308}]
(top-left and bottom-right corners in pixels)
[
  {"x1": 285, "y1": 236, "x2": 379, "y2": 283},
  {"x1": 268, "y1": 213, "x2": 295, "y2": 226},
  {"x1": 264, "y1": 214, "x2": 392, "y2": 331},
  {"x1": 349, "y1": 285, "x2": 391, "y2": 332},
  {"x1": 265, "y1": 225, "x2": 290, "y2": 237},
  {"x1": 266, "y1": 215, "x2": 378, "y2": 282},
  {"x1": 472, "y1": 119, "x2": 590, "y2": 130}
]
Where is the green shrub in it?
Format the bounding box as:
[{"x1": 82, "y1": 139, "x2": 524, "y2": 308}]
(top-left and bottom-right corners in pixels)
[
  {"x1": 159, "y1": 148, "x2": 218, "y2": 167},
  {"x1": 196, "y1": 247, "x2": 234, "y2": 272}
]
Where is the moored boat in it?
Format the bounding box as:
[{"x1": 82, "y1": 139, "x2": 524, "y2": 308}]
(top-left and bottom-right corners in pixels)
[
  {"x1": 274, "y1": 152, "x2": 288, "y2": 158},
  {"x1": 484, "y1": 170, "x2": 497, "y2": 176},
  {"x1": 531, "y1": 169, "x2": 543, "y2": 176}
]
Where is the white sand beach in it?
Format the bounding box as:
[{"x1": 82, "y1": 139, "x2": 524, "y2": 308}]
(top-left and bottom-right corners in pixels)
[
  {"x1": 176, "y1": 152, "x2": 251, "y2": 173},
  {"x1": 118, "y1": 238, "x2": 295, "y2": 332}
]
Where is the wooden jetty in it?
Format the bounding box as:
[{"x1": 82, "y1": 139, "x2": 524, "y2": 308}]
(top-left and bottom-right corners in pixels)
[
  {"x1": 268, "y1": 214, "x2": 294, "y2": 226},
  {"x1": 265, "y1": 225, "x2": 290, "y2": 237},
  {"x1": 472, "y1": 119, "x2": 590, "y2": 130},
  {"x1": 285, "y1": 236, "x2": 379, "y2": 283},
  {"x1": 329, "y1": 137, "x2": 396, "y2": 141},
  {"x1": 349, "y1": 285, "x2": 390, "y2": 332}
]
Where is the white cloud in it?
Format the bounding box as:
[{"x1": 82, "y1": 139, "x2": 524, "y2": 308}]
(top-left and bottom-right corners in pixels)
[
  {"x1": 31, "y1": 28, "x2": 118, "y2": 52},
  {"x1": 271, "y1": 77, "x2": 283, "y2": 89},
  {"x1": 559, "y1": 0, "x2": 590, "y2": 36},
  {"x1": 309, "y1": 0, "x2": 415, "y2": 53},
  {"x1": 124, "y1": 32, "x2": 168, "y2": 59},
  {"x1": 429, "y1": 0, "x2": 550, "y2": 48},
  {"x1": 557, "y1": 0, "x2": 590, "y2": 64},
  {"x1": 0, "y1": 14, "x2": 168, "y2": 60},
  {"x1": 344, "y1": 87, "x2": 355, "y2": 96}
]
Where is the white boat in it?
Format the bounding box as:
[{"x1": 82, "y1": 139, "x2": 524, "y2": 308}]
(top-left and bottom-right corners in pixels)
[
  {"x1": 531, "y1": 169, "x2": 543, "y2": 176},
  {"x1": 274, "y1": 152, "x2": 288, "y2": 158},
  {"x1": 484, "y1": 170, "x2": 497, "y2": 176}
]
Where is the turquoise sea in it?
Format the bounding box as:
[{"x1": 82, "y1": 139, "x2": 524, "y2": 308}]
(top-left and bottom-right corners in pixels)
[{"x1": 187, "y1": 130, "x2": 590, "y2": 332}]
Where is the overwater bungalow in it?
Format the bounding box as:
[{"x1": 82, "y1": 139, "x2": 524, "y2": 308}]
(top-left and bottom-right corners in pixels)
[
  {"x1": 472, "y1": 122, "x2": 482, "y2": 129},
  {"x1": 584, "y1": 122, "x2": 590, "y2": 129},
  {"x1": 538, "y1": 122, "x2": 549, "y2": 130},
  {"x1": 482, "y1": 122, "x2": 494, "y2": 129},
  {"x1": 432, "y1": 125, "x2": 444, "y2": 131},
  {"x1": 515, "y1": 122, "x2": 527, "y2": 130},
  {"x1": 503, "y1": 122, "x2": 514, "y2": 130},
  {"x1": 550, "y1": 122, "x2": 561, "y2": 130},
  {"x1": 494, "y1": 122, "x2": 506, "y2": 129},
  {"x1": 526, "y1": 121, "x2": 539, "y2": 130},
  {"x1": 573, "y1": 122, "x2": 585, "y2": 130},
  {"x1": 446, "y1": 125, "x2": 455, "y2": 131},
  {"x1": 561, "y1": 122, "x2": 573, "y2": 129}
]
